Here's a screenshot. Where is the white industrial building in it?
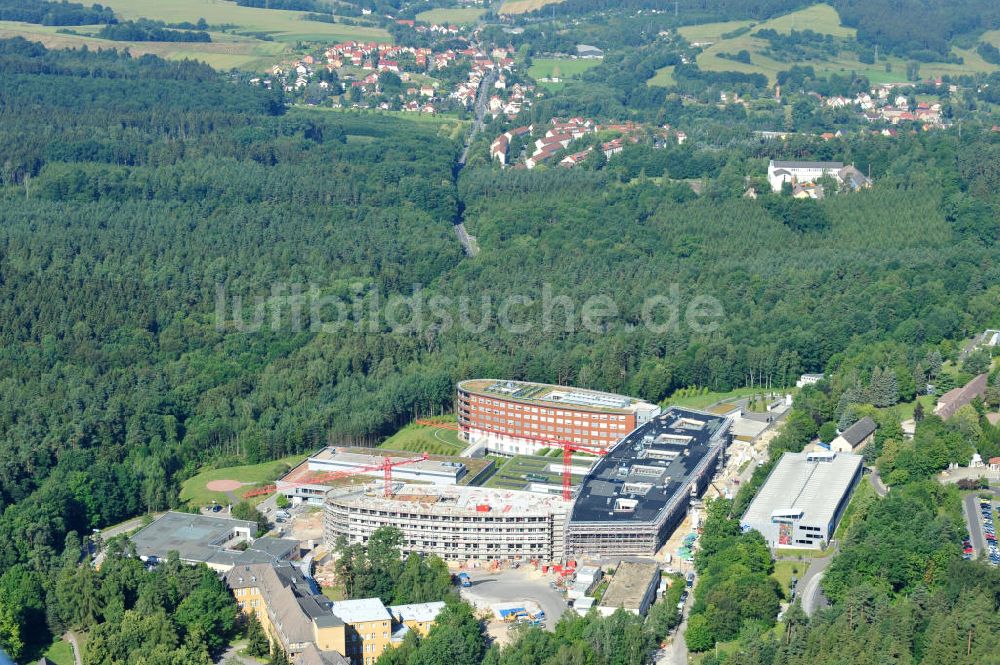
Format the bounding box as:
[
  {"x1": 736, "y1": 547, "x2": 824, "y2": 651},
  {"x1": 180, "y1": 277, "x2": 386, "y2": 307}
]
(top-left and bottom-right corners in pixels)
[{"x1": 740, "y1": 451, "x2": 863, "y2": 549}]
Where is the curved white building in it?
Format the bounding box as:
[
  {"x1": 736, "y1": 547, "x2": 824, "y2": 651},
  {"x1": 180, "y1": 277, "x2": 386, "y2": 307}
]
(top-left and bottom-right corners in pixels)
[{"x1": 324, "y1": 483, "x2": 569, "y2": 563}]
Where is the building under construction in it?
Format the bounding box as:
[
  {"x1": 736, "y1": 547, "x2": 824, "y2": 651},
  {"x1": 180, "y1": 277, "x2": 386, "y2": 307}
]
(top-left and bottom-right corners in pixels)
[
  {"x1": 324, "y1": 484, "x2": 570, "y2": 563},
  {"x1": 565, "y1": 407, "x2": 731, "y2": 558}
]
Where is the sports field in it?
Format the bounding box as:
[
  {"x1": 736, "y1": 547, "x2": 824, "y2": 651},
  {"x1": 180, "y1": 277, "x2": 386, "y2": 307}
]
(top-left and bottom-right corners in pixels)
[
  {"x1": 668, "y1": 3, "x2": 997, "y2": 86},
  {"x1": 415, "y1": 8, "x2": 485, "y2": 25}
]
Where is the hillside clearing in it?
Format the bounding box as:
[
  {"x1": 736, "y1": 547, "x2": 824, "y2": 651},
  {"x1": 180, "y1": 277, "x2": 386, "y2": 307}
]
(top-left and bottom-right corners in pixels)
[
  {"x1": 499, "y1": 0, "x2": 563, "y2": 15},
  {"x1": 677, "y1": 3, "x2": 997, "y2": 85},
  {"x1": 415, "y1": 8, "x2": 485, "y2": 25},
  {"x1": 180, "y1": 454, "x2": 307, "y2": 506}
]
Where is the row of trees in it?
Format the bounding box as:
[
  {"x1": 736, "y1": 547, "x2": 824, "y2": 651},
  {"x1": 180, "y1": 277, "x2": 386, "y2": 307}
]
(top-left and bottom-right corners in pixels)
[{"x1": 334, "y1": 527, "x2": 455, "y2": 604}]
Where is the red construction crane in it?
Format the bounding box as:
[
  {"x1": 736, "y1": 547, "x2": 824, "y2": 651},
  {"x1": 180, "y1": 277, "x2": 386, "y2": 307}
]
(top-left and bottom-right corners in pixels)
[
  {"x1": 415, "y1": 419, "x2": 608, "y2": 500},
  {"x1": 243, "y1": 452, "x2": 429, "y2": 499}
]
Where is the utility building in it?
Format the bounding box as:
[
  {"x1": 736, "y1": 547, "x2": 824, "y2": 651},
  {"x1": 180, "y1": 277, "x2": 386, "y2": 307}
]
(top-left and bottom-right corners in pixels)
[{"x1": 741, "y1": 451, "x2": 863, "y2": 549}]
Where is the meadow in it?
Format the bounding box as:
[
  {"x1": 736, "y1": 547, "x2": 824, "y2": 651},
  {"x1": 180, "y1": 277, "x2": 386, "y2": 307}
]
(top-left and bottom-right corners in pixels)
[
  {"x1": 415, "y1": 7, "x2": 485, "y2": 25},
  {"x1": 499, "y1": 0, "x2": 563, "y2": 15},
  {"x1": 528, "y1": 56, "x2": 601, "y2": 80},
  {"x1": 663, "y1": 3, "x2": 998, "y2": 86},
  {"x1": 0, "y1": 0, "x2": 390, "y2": 70}
]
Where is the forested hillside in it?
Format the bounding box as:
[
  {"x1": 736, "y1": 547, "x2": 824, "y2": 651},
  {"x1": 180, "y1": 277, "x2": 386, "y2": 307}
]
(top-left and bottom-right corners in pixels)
[{"x1": 0, "y1": 37, "x2": 998, "y2": 658}]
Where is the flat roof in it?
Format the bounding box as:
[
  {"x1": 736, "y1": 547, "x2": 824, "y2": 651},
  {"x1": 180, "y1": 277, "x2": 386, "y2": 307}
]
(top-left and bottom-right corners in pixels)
[
  {"x1": 771, "y1": 160, "x2": 844, "y2": 169},
  {"x1": 458, "y1": 379, "x2": 657, "y2": 414},
  {"x1": 742, "y1": 451, "x2": 863, "y2": 528},
  {"x1": 389, "y1": 601, "x2": 446, "y2": 623},
  {"x1": 327, "y1": 482, "x2": 570, "y2": 517},
  {"x1": 599, "y1": 561, "x2": 659, "y2": 610},
  {"x1": 131, "y1": 511, "x2": 256, "y2": 563},
  {"x1": 329, "y1": 598, "x2": 392, "y2": 624},
  {"x1": 308, "y1": 448, "x2": 464, "y2": 476},
  {"x1": 131, "y1": 511, "x2": 298, "y2": 569},
  {"x1": 570, "y1": 407, "x2": 730, "y2": 524}
]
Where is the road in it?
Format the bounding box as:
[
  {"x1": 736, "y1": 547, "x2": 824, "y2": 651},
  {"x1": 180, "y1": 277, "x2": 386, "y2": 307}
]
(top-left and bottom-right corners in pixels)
[
  {"x1": 459, "y1": 568, "x2": 568, "y2": 630},
  {"x1": 868, "y1": 468, "x2": 889, "y2": 497},
  {"x1": 963, "y1": 493, "x2": 986, "y2": 558},
  {"x1": 797, "y1": 551, "x2": 836, "y2": 616},
  {"x1": 657, "y1": 591, "x2": 691, "y2": 665},
  {"x1": 64, "y1": 631, "x2": 82, "y2": 665}
]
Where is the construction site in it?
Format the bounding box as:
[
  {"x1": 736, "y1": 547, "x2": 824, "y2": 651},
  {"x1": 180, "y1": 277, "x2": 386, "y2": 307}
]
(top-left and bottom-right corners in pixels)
[{"x1": 324, "y1": 483, "x2": 571, "y2": 562}]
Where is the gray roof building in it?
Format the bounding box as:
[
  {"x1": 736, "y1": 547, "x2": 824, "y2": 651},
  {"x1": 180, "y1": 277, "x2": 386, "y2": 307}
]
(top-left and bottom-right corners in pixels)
[
  {"x1": 130, "y1": 511, "x2": 298, "y2": 571},
  {"x1": 741, "y1": 451, "x2": 863, "y2": 549},
  {"x1": 935, "y1": 373, "x2": 988, "y2": 420},
  {"x1": 830, "y1": 416, "x2": 877, "y2": 452}
]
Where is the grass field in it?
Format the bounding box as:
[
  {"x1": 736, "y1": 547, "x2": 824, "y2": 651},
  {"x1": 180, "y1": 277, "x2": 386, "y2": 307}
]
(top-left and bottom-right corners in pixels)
[
  {"x1": 671, "y1": 3, "x2": 997, "y2": 86},
  {"x1": 499, "y1": 0, "x2": 563, "y2": 15},
  {"x1": 771, "y1": 560, "x2": 804, "y2": 597},
  {"x1": 379, "y1": 417, "x2": 466, "y2": 456},
  {"x1": 180, "y1": 454, "x2": 307, "y2": 506},
  {"x1": 415, "y1": 8, "x2": 485, "y2": 25},
  {"x1": 0, "y1": 0, "x2": 391, "y2": 71},
  {"x1": 664, "y1": 386, "x2": 773, "y2": 411},
  {"x1": 647, "y1": 65, "x2": 676, "y2": 87},
  {"x1": 43, "y1": 639, "x2": 76, "y2": 665},
  {"x1": 528, "y1": 57, "x2": 601, "y2": 81},
  {"x1": 113, "y1": 0, "x2": 389, "y2": 43}
]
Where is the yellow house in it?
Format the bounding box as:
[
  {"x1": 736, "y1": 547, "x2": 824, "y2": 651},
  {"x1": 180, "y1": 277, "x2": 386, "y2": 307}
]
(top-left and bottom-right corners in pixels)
[{"x1": 225, "y1": 563, "x2": 446, "y2": 665}]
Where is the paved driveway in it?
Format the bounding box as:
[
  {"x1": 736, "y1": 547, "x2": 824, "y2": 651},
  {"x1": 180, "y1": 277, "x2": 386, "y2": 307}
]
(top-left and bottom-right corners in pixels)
[{"x1": 963, "y1": 493, "x2": 987, "y2": 558}]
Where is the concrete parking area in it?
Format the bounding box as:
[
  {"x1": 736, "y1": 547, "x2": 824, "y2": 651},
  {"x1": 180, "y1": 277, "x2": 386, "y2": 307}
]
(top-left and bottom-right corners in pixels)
[{"x1": 459, "y1": 567, "x2": 570, "y2": 643}]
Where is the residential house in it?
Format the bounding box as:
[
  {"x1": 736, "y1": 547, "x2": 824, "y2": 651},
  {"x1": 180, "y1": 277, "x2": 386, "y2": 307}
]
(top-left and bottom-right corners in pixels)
[
  {"x1": 935, "y1": 374, "x2": 989, "y2": 420},
  {"x1": 830, "y1": 417, "x2": 877, "y2": 453}
]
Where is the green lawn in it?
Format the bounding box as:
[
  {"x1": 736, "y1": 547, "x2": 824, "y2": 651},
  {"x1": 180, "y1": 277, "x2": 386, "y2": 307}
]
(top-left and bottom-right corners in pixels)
[
  {"x1": 415, "y1": 8, "x2": 485, "y2": 25},
  {"x1": 664, "y1": 386, "x2": 772, "y2": 411},
  {"x1": 876, "y1": 394, "x2": 935, "y2": 421},
  {"x1": 43, "y1": 639, "x2": 76, "y2": 665},
  {"x1": 528, "y1": 57, "x2": 601, "y2": 81},
  {"x1": 180, "y1": 454, "x2": 307, "y2": 506},
  {"x1": 647, "y1": 65, "x2": 675, "y2": 87},
  {"x1": 776, "y1": 547, "x2": 830, "y2": 559},
  {"x1": 379, "y1": 416, "x2": 466, "y2": 455},
  {"x1": 771, "y1": 560, "x2": 805, "y2": 597},
  {"x1": 672, "y1": 3, "x2": 997, "y2": 85}
]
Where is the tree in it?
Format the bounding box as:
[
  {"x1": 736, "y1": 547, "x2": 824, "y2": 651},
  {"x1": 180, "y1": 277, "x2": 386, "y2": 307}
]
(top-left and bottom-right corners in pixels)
[
  {"x1": 913, "y1": 400, "x2": 925, "y2": 422},
  {"x1": 231, "y1": 501, "x2": 268, "y2": 537},
  {"x1": 685, "y1": 613, "x2": 714, "y2": 652},
  {"x1": 173, "y1": 570, "x2": 237, "y2": 652},
  {"x1": 245, "y1": 612, "x2": 270, "y2": 657},
  {"x1": 819, "y1": 421, "x2": 838, "y2": 443},
  {"x1": 0, "y1": 598, "x2": 23, "y2": 662},
  {"x1": 962, "y1": 349, "x2": 991, "y2": 375}
]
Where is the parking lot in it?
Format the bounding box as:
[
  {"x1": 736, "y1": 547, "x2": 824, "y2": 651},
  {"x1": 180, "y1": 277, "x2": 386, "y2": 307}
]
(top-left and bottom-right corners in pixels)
[
  {"x1": 459, "y1": 567, "x2": 570, "y2": 644},
  {"x1": 978, "y1": 496, "x2": 998, "y2": 566}
]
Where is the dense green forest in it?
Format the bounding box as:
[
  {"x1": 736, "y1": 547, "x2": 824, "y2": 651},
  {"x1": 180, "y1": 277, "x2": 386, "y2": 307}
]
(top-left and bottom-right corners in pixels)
[
  {"x1": 0, "y1": 0, "x2": 115, "y2": 26},
  {"x1": 0, "y1": 36, "x2": 998, "y2": 661}
]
